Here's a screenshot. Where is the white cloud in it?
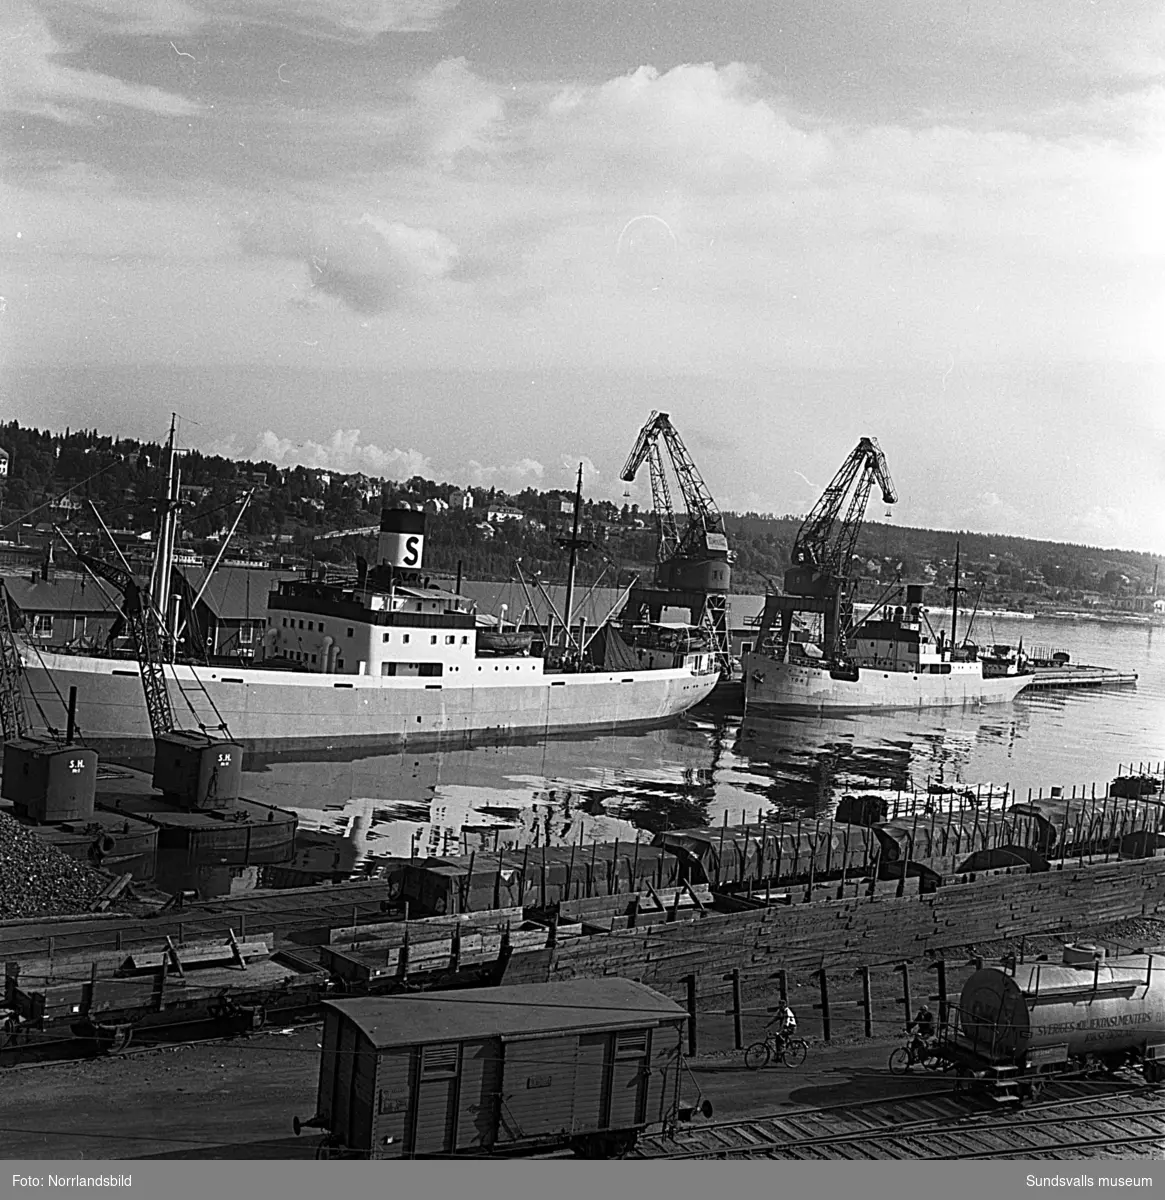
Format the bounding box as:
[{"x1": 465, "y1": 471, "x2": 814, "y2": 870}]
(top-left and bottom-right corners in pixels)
[
  {"x1": 242, "y1": 206, "x2": 459, "y2": 313},
  {"x1": 464, "y1": 458, "x2": 546, "y2": 490},
  {"x1": 400, "y1": 57, "x2": 505, "y2": 164},
  {"x1": 1, "y1": 6, "x2": 200, "y2": 122},
  {"x1": 236, "y1": 0, "x2": 458, "y2": 38},
  {"x1": 29, "y1": 0, "x2": 458, "y2": 40},
  {"x1": 215, "y1": 429, "x2": 434, "y2": 478},
  {"x1": 538, "y1": 63, "x2": 831, "y2": 193}
]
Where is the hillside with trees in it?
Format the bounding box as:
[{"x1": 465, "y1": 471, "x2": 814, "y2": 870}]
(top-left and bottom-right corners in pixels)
[{"x1": 0, "y1": 420, "x2": 1160, "y2": 614}]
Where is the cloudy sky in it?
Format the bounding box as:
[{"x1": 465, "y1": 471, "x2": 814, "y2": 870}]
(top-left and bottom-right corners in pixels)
[{"x1": 2, "y1": 0, "x2": 1163, "y2": 551}]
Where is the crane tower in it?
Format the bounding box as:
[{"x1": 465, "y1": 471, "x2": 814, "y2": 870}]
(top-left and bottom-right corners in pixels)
[
  {"x1": 618, "y1": 412, "x2": 733, "y2": 675},
  {"x1": 753, "y1": 437, "x2": 896, "y2": 668}
]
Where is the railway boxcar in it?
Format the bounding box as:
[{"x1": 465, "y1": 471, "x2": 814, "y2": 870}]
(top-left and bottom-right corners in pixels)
[
  {"x1": 296, "y1": 978, "x2": 688, "y2": 1158},
  {"x1": 946, "y1": 944, "x2": 1165, "y2": 1095}
]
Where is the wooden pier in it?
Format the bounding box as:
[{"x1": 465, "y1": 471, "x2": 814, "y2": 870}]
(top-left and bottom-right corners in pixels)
[{"x1": 1025, "y1": 663, "x2": 1138, "y2": 689}]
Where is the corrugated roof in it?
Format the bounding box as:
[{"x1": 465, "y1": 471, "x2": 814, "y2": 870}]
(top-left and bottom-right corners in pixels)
[{"x1": 326, "y1": 979, "x2": 684, "y2": 1048}]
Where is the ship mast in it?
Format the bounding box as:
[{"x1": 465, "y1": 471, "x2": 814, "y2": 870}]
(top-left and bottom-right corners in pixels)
[
  {"x1": 558, "y1": 462, "x2": 591, "y2": 657},
  {"x1": 149, "y1": 414, "x2": 182, "y2": 661},
  {"x1": 948, "y1": 541, "x2": 963, "y2": 650}
]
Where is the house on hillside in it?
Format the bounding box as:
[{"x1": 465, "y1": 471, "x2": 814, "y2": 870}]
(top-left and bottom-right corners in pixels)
[
  {"x1": 173, "y1": 566, "x2": 297, "y2": 660},
  {"x1": 1, "y1": 569, "x2": 122, "y2": 649}
]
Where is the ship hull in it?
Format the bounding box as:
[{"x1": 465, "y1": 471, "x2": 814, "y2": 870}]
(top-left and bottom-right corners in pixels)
[
  {"x1": 22, "y1": 651, "x2": 719, "y2": 757},
  {"x1": 742, "y1": 653, "x2": 1032, "y2": 713}
]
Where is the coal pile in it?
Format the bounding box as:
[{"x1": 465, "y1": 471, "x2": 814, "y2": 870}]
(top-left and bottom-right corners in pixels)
[{"x1": 0, "y1": 813, "x2": 107, "y2": 918}]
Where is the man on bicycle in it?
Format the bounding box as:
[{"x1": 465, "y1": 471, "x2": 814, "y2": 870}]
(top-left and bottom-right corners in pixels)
[
  {"x1": 906, "y1": 1003, "x2": 936, "y2": 1066},
  {"x1": 769, "y1": 1001, "x2": 797, "y2": 1058}
]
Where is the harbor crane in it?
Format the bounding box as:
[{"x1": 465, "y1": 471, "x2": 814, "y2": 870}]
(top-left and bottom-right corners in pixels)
[
  {"x1": 617, "y1": 412, "x2": 733, "y2": 675},
  {"x1": 754, "y1": 437, "x2": 897, "y2": 668},
  {"x1": 73, "y1": 550, "x2": 243, "y2": 808}
]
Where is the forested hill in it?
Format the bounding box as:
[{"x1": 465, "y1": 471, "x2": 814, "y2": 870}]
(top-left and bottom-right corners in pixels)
[{"x1": 0, "y1": 420, "x2": 1159, "y2": 609}]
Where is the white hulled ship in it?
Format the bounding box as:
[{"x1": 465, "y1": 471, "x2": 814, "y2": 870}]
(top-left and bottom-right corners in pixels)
[
  {"x1": 742, "y1": 583, "x2": 1032, "y2": 713},
  {"x1": 21, "y1": 503, "x2": 719, "y2": 756}
]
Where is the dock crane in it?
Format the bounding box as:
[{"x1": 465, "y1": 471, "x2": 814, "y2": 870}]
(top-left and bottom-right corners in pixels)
[
  {"x1": 618, "y1": 412, "x2": 733, "y2": 674},
  {"x1": 73, "y1": 550, "x2": 243, "y2": 809},
  {"x1": 754, "y1": 437, "x2": 897, "y2": 668}
]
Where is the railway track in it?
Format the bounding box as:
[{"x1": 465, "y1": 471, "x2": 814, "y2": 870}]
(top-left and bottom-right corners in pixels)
[{"x1": 632, "y1": 1080, "x2": 1164, "y2": 1160}]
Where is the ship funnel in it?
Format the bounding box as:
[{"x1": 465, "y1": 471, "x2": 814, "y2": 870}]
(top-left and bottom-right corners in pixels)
[
  {"x1": 378, "y1": 506, "x2": 426, "y2": 570},
  {"x1": 905, "y1": 584, "x2": 923, "y2": 622}
]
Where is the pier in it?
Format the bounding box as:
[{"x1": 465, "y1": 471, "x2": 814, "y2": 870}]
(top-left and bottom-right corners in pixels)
[{"x1": 1025, "y1": 663, "x2": 1138, "y2": 689}]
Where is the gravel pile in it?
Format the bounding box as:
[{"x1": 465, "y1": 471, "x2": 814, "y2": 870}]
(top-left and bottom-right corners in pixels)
[{"x1": 0, "y1": 812, "x2": 107, "y2": 918}]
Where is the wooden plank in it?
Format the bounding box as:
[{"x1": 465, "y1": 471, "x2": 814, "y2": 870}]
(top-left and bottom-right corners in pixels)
[{"x1": 122, "y1": 938, "x2": 273, "y2": 972}]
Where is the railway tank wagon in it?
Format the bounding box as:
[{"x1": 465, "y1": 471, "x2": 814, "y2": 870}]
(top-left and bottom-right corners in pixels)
[
  {"x1": 295, "y1": 978, "x2": 689, "y2": 1158},
  {"x1": 947, "y1": 943, "x2": 1165, "y2": 1095}
]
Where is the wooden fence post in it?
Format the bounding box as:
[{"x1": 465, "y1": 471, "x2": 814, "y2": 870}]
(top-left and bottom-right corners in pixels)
[
  {"x1": 685, "y1": 974, "x2": 698, "y2": 1057},
  {"x1": 731, "y1": 970, "x2": 743, "y2": 1051},
  {"x1": 817, "y1": 969, "x2": 832, "y2": 1042},
  {"x1": 860, "y1": 966, "x2": 873, "y2": 1038},
  {"x1": 898, "y1": 963, "x2": 912, "y2": 1027}
]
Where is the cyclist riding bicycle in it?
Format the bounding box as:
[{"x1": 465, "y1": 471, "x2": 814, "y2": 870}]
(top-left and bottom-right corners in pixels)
[
  {"x1": 906, "y1": 1003, "x2": 936, "y2": 1066},
  {"x1": 769, "y1": 1001, "x2": 797, "y2": 1058}
]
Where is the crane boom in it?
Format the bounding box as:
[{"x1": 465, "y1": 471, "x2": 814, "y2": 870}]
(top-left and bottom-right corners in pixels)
[
  {"x1": 753, "y1": 437, "x2": 896, "y2": 669},
  {"x1": 619, "y1": 411, "x2": 732, "y2": 676},
  {"x1": 75, "y1": 553, "x2": 176, "y2": 741},
  {"x1": 790, "y1": 437, "x2": 896, "y2": 583}
]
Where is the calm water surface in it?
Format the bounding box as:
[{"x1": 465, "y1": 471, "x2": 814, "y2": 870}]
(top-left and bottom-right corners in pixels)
[{"x1": 173, "y1": 617, "x2": 1160, "y2": 893}]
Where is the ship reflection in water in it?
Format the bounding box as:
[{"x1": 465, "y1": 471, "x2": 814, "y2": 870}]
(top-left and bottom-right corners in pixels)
[{"x1": 150, "y1": 703, "x2": 1016, "y2": 897}]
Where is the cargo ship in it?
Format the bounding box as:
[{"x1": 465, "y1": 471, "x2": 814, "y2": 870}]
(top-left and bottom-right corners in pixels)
[
  {"x1": 20, "y1": 505, "x2": 720, "y2": 757},
  {"x1": 742, "y1": 583, "x2": 1033, "y2": 714}
]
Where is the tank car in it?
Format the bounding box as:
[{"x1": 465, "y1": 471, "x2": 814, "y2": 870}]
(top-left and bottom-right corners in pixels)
[{"x1": 946, "y1": 943, "x2": 1165, "y2": 1097}]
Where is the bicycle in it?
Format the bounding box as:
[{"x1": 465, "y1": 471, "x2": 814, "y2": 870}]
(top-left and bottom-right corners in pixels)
[
  {"x1": 744, "y1": 1031, "x2": 808, "y2": 1070},
  {"x1": 888, "y1": 1037, "x2": 943, "y2": 1074}
]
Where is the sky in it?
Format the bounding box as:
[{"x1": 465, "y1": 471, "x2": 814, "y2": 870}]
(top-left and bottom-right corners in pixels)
[{"x1": 2, "y1": 0, "x2": 1163, "y2": 552}]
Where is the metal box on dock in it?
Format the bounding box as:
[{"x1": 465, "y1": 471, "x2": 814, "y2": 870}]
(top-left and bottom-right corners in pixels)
[
  {"x1": 1, "y1": 739, "x2": 97, "y2": 822},
  {"x1": 151, "y1": 731, "x2": 243, "y2": 809}
]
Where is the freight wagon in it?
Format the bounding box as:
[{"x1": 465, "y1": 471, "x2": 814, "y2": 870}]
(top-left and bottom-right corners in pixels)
[
  {"x1": 294, "y1": 979, "x2": 692, "y2": 1158},
  {"x1": 941, "y1": 942, "x2": 1165, "y2": 1100},
  {"x1": 396, "y1": 843, "x2": 683, "y2": 916}
]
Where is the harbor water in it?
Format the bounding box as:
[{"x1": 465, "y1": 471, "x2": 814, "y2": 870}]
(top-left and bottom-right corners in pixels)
[{"x1": 157, "y1": 616, "x2": 1162, "y2": 896}]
